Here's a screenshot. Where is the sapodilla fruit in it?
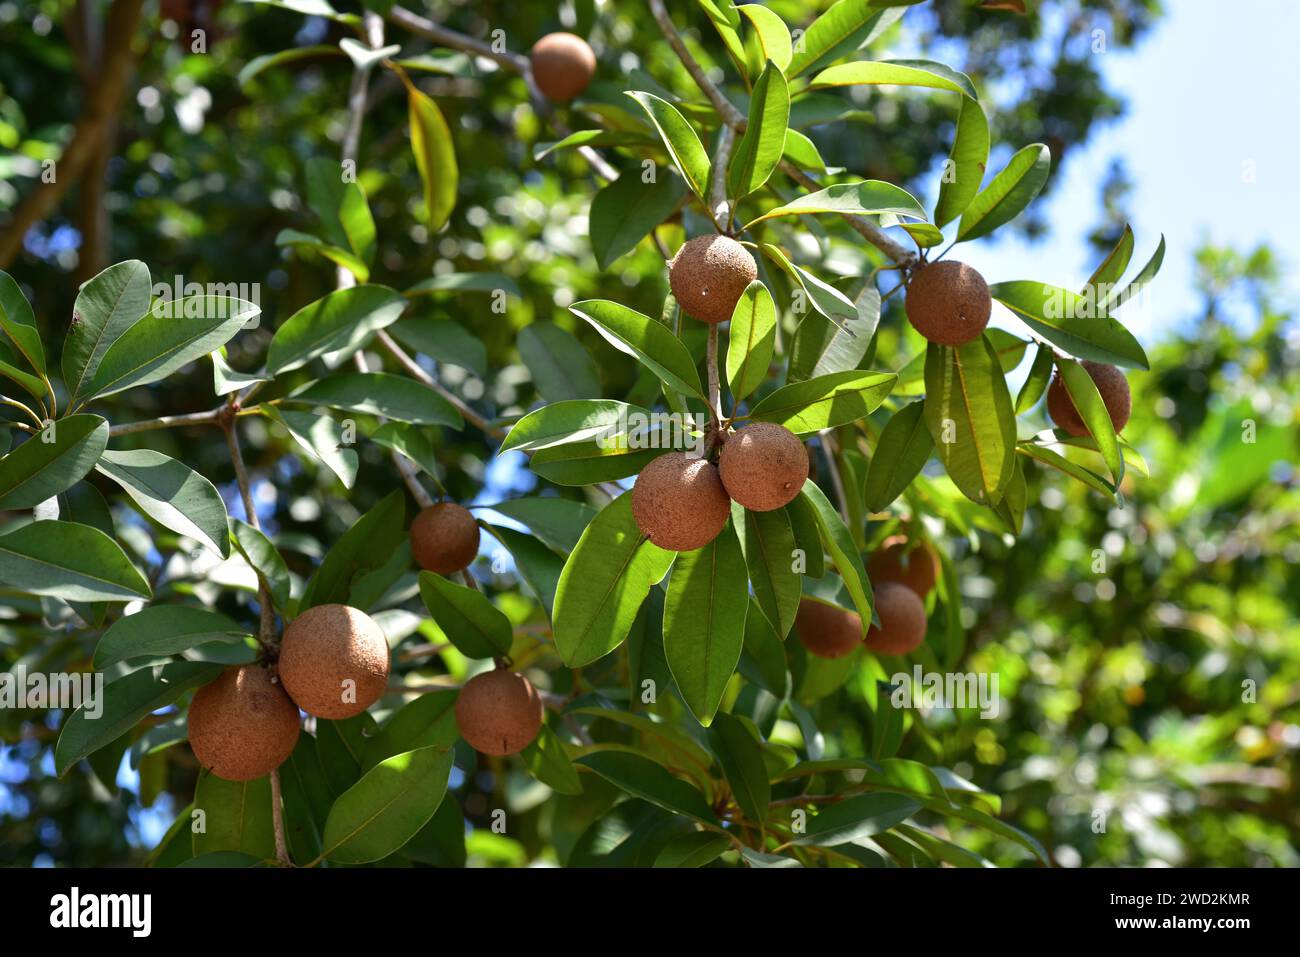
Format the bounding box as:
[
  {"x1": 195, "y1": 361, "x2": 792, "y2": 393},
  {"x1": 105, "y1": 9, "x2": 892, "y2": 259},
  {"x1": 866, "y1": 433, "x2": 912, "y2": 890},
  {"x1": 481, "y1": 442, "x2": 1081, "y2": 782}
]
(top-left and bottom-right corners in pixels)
[
  {"x1": 864, "y1": 582, "x2": 928, "y2": 656},
  {"x1": 718, "y1": 422, "x2": 808, "y2": 512},
  {"x1": 530, "y1": 32, "x2": 596, "y2": 102},
  {"x1": 668, "y1": 235, "x2": 758, "y2": 324},
  {"x1": 867, "y1": 535, "x2": 940, "y2": 598},
  {"x1": 278, "y1": 603, "x2": 390, "y2": 719},
  {"x1": 188, "y1": 666, "x2": 300, "y2": 782},
  {"x1": 455, "y1": 669, "x2": 544, "y2": 756},
  {"x1": 1046, "y1": 360, "x2": 1132, "y2": 438},
  {"x1": 795, "y1": 597, "x2": 863, "y2": 660},
  {"x1": 631, "y1": 452, "x2": 731, "y2": 551},
  {"x1": 904, "y1": 260, "x2": 991, "y2": 346},
  {"x1": 411, "y1": 503, "x2": 480, "y2": 575}
]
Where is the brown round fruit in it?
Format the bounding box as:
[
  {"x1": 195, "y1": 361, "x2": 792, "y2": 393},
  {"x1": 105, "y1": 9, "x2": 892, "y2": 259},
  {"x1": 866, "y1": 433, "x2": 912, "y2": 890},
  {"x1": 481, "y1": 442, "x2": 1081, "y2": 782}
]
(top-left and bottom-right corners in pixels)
[
  {"x1": 668, "y1": 235, "x2": 758, "y2": 324},
  {"x1": 455, "y1": 669, "x2": 544, "y2": 756},
  {"x1": 718, "y1": 422, "x2": 809, "y2": 512},
  {"x1": 864, "y1": 582, "x2": 928, "y2": 656},
  {"x1": 631, "y1": 452, "x2": 731, "y2": 551},
  {"x1": 278, "y1": 603, "x2": 390, "y2": 719},
  {"x1": 188, "y1": 666, "x2": 301, "y2": 782},
  {"x1": 867, "y1": 535, "x2": 940, "y2": 598},
  {"x1": 411, "y1": 503, "x2": 480, "y2": 575},
  {"x1": 529, "y1": 32, "x2": 596, "y2": 103},
  {"x1": 904, "y1": 260, "x2": 991, "y2": 346},
  {"x1": 795, "y1": 597, "x2": 863, "y2": 659},
  {"x1": 1045, "y1": 360, "x2": 1132, "y2": 438}
]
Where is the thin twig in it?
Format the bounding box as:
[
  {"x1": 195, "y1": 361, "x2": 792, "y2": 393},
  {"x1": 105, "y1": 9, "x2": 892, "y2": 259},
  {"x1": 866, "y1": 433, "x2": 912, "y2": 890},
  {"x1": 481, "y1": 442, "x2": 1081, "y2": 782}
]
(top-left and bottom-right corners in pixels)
[
  {"x1": 269, "y1": 768, "x2": 291, "y2": 866},
  {"x1": 375, "y1": 329, "x2": 500, "y2": 436},
  {"x1": 108, "y1": 408, "x2": 223, "y2": 437},
  {"x1": 706, "y1": 325, "x2": 723, "y2": 439},
  {"x1": 647, "y1": 0, "x2": 745, "y2": 128},
  {"x1": 820, "y1": 428, "x2": 852, "y2": 525},
  {"x1": 388, "y1": 6, "x2": 529, "y2": 72}
]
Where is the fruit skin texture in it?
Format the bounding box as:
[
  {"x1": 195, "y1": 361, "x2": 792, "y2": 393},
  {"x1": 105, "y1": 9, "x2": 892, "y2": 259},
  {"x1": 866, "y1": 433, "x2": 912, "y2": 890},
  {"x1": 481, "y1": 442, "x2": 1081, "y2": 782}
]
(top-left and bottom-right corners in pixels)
[
  {"x1": 278, "y1": 604, "x2": 390, "y2": 719},
  {"x1": 864, "y1": 582, "x2": 928, "y2": 656},
  {"x1": 411, "y1": 503, "x2": 480, "y2": 575},
  {"x1": 867, "y1": 535, "x2": 940, "y2": 598},
  {"x1": 1046, "y1": 360, "x2": 1132, "y2": 438},
  {"x1": 904, "y1": 260, "x2": 991, "y2": 346},
  {"x1": 631, "y1": 452, "x2": 731, "y2": 551},
  {"x1": 668, "y1": 235, "x2": 758, "y2": 324},
  {"x1": 529, "y1": 32, "x2": 596, "y2": 102},
  {"x1": 719, "y1": 423, "x2": 809, "y2": 512},
  {"x1": 795, "y1": 597, "x2": 863, "y2": 659},
  {"x1": 188, "y1": 666, "x2": 300, "y2": 782},
  {"x1": 456, "y1": 669, "x2": 544, "y2": 756}
]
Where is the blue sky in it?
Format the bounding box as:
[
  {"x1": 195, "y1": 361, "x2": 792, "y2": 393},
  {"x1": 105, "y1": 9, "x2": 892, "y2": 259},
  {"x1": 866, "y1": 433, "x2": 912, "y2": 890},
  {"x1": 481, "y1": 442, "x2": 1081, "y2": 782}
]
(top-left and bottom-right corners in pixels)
[{"x1": 923, "y1": 0, "x2": 1300, "y2": 342}]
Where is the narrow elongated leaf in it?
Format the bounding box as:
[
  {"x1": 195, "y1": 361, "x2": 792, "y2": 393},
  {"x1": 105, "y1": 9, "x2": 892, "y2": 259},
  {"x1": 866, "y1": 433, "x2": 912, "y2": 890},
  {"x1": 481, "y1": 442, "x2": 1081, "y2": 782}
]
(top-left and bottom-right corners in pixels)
[
  {"x1": 501, "y1": 400, "x2": 648, "y2": 454},
  {"x1": 407, "y1": 85, "x2": 458, "y2": 231},
  {"x1": 957, "y1": 143, "x2": 1050, "y2": 241},
  {"x1": 707, "y1": 712, "x2": 770, "y2": 824},
  {"x1": 748, "y1": 370, "x2": 896, "y2": 435},
  {"x1": 787, "y1": 2, "x2": 909, "y2": 77},
  {"x1": 362, "y1": 691, "x2": 458, "y2": 771},
  {"x1": 262, "y1": 407, "x2": 358, "y2": 488},
  {"x1": 810, "y1": 59, "x2": 977, "y2": 98},
  {"x1": 1083, "y1": 224, "x2": 1135, "y2": 296},
  {"x1": 575, "y1": 751, "x2": 717, "y2": 824},
  {"x1": 758, "y1": 244, "x2": 857, "y2": 330},
  {"x1": 1103, "y1": 234, "x2": 1166, "y2": 314},
  {"x1": 799, "y1": 482, "x2": 873, "y2": 627},
  {"x1": 788, "y1": 282, "x2": 880, "y2": 383},
  {"x1": 663, "y1": 523, "x2": 749, "y2": 725},
  {"x1": 97, "y1": 449, "x2": 230, "y2": 557},
  {"x1": 785, "y1": 493, "x2": 825, "y2": 579},
  {"x1": 483, "y1": 523, "x2": 565, "y2": 614},
  {"x1": 64, "y1": 260, "x2": 152, "y2": 405},
  {"x1": 289, "y1": 372, "x2": 460, "y2": 427},
  {"x1": 517, "y1": 323, "x2": 602, "y2": 402},
  {"x1": 1056, "y1": 357, "x2": 1124, "y2": 484},
  {"x1": 528, "y1": 438, "x2": 666, "y2": 487},
  {"x1": 736, "y1": 4, "x2": 792, "y2": 71},
  {"x1": 553, "y1": 493, "x2": 675, "y2": 667},
  {"x1": 321, "y1": 746, "x2": 454, "y2": 864},
  {"x1": 0, "y1": 269, "x2": 46, "y2": 375},
  {"x1": 796, "y1": 791, "x2": 921, "y2": 846},
  {"x1": 0, "y1": 414, "x2": 107, "y2": 509},
  {"x1": 238, "y1": 43, "x2": 343, "y2": 88},
  {"x1": 934, "y1": 96, "x2": 990, "y2": 227},
  {"x1": 728, "y1": 61, "x2": 790, "y2": 199},
  {"x1": 275, "y1": 229, "x2": 369, "y2": 283},
  {"x1": 0, "y1": 520, "x2": 150, "y2": 601},
  {"x1": 489, "y1": 497, "x2": 597, "y2": 555},
  {"x1": 418, "y1": 571, "x2": 512, "y2": 659},
  {"x1": 745, "y1": 180, "x2": 925, "y2": 229},
  {"x1": 782, "y1": 128, "x2": 828, "y2": 171},
  {"x1": 725, "y1": 281, "x2": 776, "y2": 402},
  {"x1": 733, "y1": 503, "x2": 800, "y2": 638},
  {"x1": 305, "y1": 156, "x2": 376, "y2": 269},
  {"x1": 991, "y1": 280, "x2": 1149, "y2": 370},
  {"x1": 266, "y1": 285, "x2": 406, "y2": 377},
  {"x1": 94, "y1": 606, "x2": 249, "y2": 669},
  {"x1": 229, "y1": 519, "x2": 291, "y2": 610},
  {"x1": 1015, "y1": 342, "x2": 1055, "y2": 413},
  {"x1": 534, "y1": 129, "x2": 656, "y2": 160},
  {"x1": 1017, "y1": 443, "x2": 1116, "y2": 498},
  {"x1": 590, "y1": 171, "x2": 687, "y2": 270},
  {"x1": 864, "y1": 400, "x2": 933, "y2": 511},
  {"x1": 570, "y1": 299, "x2": 705, "y2": 399},
  {"x1": 301, "y1": 489, "x2": 404, "y2": 609},
  {"x1": 625, "y1": 92, "x2": 711, "y2": 202},
  {"x1": 192, "y1": 773, "x2": 275, "y2": 859},
  {"x1": 55, "y1": 660, "x2": 221, "y2": 775}
]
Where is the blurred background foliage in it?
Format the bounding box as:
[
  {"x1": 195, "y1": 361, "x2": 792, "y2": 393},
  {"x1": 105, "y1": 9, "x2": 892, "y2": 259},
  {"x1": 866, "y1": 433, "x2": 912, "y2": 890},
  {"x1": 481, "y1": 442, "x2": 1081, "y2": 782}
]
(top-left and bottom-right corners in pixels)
[{"x1": 1, "y1": 0, "x2": 1295, "y2": 866}]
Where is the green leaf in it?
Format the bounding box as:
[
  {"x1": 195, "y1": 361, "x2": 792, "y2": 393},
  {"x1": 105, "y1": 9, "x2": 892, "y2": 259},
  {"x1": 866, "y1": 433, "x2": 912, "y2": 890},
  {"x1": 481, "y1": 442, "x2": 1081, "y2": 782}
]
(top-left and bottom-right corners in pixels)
[
  {"x1": 229, "y1": 519, "x2": 291, "y2": 610},
  {"x1": 321, "y1": 746, "x2": 454, "y2": 864},
  {"x1": 1015, "y1": 342, "x2": 1055, "y2": 414},
  {"x1": 483, "y1": 523, "x2": 565, "y2": 615},
  {"x1": 733, "y1": 503, "x2": 800, "y2": 639},
  {"x1": 301, "y1": 489, "x2": 405, "y2": 609},
  {"x1": 0, "y1": 269, "x2": 46, "y2": 375},
  {"x1": 590, "y1": 171, "x2": 688, "y2": 270},
  {"x1": 654, "y1": 830, "x2": 731, "y2": 868},
  {"x1": 957, "y1": 143, "x2": 1051, "y2": 242},
  {"x1": 553, "y1": 493, "x2": 675, "y2": 667},
  {"x1": 934, "y1": 95, "x2": 990, "y2": 228},
  {"x1": 799, "y1": 482, "x2": 873, "y2": 626},
  {"x1": 96, "y1": 448, "x2": 231, "y2": 557},
  {"x1": 275, "y1": 229, "x2": 370, "y2": 283},
  {"x1": 211, "y1": 351, "x2": 268, "y2": 396},
  {"x1": 728, "y1": 61, "x2": 790, "y2": 199},
  {"x1": 1102, "y1": 234, "x2": 1166, "y2": 314},
  {"x1": 745, "y1": 180, "x2": 925, "y2": 229},
  {"x1": 523, "y1": 722, "x2": 583, "y2": 796},
  {"x1": 501, "y1": 400, "x2": 647, "y2": 454},
  {"x1": 361, "y1": 691, "x2": 458, "y2": 771},
  {"x1": 266, "y1": 285, "x2": 406, "y2": 377},
  {"x1": 663, "y1": 523, "x2": 749, "y2": 725},
  {"x1": 405, "y1": 271, "x2": 521, "y2": 298},
  {"x1": 725, "y1": 281, "x2": 777, "y2": 403},
  {"x1": 0, "y1": 346, "x2": 46, "y2": 401},
  {"x1": 528, "y1": 439, "x2": 666, "y2": 487},
  {"x1": 810, "y1": 58, "x2": 977, "y2": 98},
  {"x1": 369, "y1": 421, "x2": 442, "y2": 481},
  {"x1": 305, "y1": 156, "x2": 376, "y2": 269},
  {"x1": 1017, "y1": 443, "x2": 1116, "y2": 499},
  {"x1": 788, "y1": 282, "x2": 880, "y2": 383},
  {"x1": 93, "y1": 605, "x2": 250, "y2": 669},
  {"x1": 990, "y1": 280, "x2": 1149, "y2": 370},
  {"x1": 796, "y1": 791, "x2": 920, "y2": 846},
  {"x1": 54, "y1": 660, "x2": 221, "y2": 775},
  {"x1": 261, "y1": 407, "x2": 358, "y2": 489},
  {"x1": 517, "y1": 323, "x2": 602, "y2": 402},
  {"x1": 736, "y1": 4, "x2": 792, "y2": 71},
  {"x1": 289, "y1": 372, "x2": 461, "y2": 427},
  {"x1": 787, "y1": 2, "x2": 908, "y2": 77},
  {"x1": 782, "y1": 128, "x2": 827, "y2": 171},
  {"x1": 758, "y1": 244, "x2": 857, "y2": 330},
  {"x1": 489, "y1": 497, "x2": 597, "y2": 554},
  {"x1": 192, "y1": 773, "x2": 275, "y2": 859},
  {"x1": 407, "y1": 84, "x2": 458, "y2": 231},
  {"x1": 575, "y1": 751, "x2": 718, "y2": 824},
  {"x1": 928, "y1": 800, "x2": 1050, "y2": 865},
  {"x1": 0, "y1": 414, "x2": 107, "y2": 509},
  {"x1": 534, "y1": 129, "x2": 656, "y2": 160},
  {"x1": 570, "y1": 299, "x2": 705, "y2": 399},
  {"x1": 237, "y1": 44, "x2": 343, "y2": 89},
  {"x1": 864, "y1": 400, "x2": 933, "y2": 512},
  {"x1": 748, "y1": 370, "x2": 896, "y2": 435},
  {"x1": 0, "y1": 520, "x2": 150, "y2": 602},
  {"x1": 707, "y1": 712, "x2": 770, "y2": 823},
  {"x1": 85, "y1": 297, "x2": 257, "y2": 400},
  {"x1": 923, "y1": 336, "x2": 1017, "y2": 506},
  {"x1": 625, "y1": 92, "x2": 712, "y2": 202},
  {"x1": 418, "y1": 571, "x2": 511, "y2": 659},
  {"x1": 1055, "y1": 357, "x2": 1124, "y2": 484},
  {"x1": 389, "y1": 318, "x2": 487, "y2": 378},
  {"x1": 785, "y1": 494, "x2": 825, "y2": 579},
  {"x1": 64, "y1": 260, "x2": 152, "y2": 406},
  {"x1": 1083, "y1": 224, "x2": 1135, "y2": 297}
]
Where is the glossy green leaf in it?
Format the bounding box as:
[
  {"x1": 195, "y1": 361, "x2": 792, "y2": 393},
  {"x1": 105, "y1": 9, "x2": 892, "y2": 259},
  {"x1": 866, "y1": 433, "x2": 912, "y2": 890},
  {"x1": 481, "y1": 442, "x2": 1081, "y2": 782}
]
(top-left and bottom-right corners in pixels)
[
  {"x1": 934, "y1": 95, "x2": 990, "y2": 228},
  {"x1": 745, "y1": 180, "x2": 925, "y2": 229},
  {"x1": 211, "y1": 352, "x2": 268, "y2": 396},
  {"x1": 728, "y1": 60, "x2": 790, "y2": 199},
  {"x1": 63, "y1": 260, "x2": 151, "y2": 406},
  {"x1": 799, "y1": 482, "x2": 873, "y2": 626},
  {"x1": 517, "y1": 323, "x2": 602, "y2": 402},
  {"x1": 484, "y1": 523, "x2": 564, "y2": 614},
  {"x1": 361, "y1": 691, "x2": 458, "y2": 771},
  {"x1": 93, "y1": 605, "x2": 250, "y2": 669},
  {"x1": 407, "y1": 85, "x2": 458, "y2": 231},
  {"x1": 707, "y1": 712, "x2": 770, "y2": 823},
  {"x1": 266, "y1": 284, "x2": 406, "y2": 377},
  {"x1": 787, "y1": 2, "x2": 908, "y2": 77},
  {"x1": 570, "y1": 299, "x2": 705, "y2": 399},
  {"x1": 0, "y1": 269, "x2": 46, "y2": 375},
  {"x1": 262, "y1": 407, "x2": 358, "y2": 489},
  {"x1": 229, "y1": 518, "x2": 291, "y2": 611},
  {"x1": 534, "y1": 129, "x2": 656, "y2": 160},
  {"x1": 788, "y1": 282, "x2": 881, "y2": 383},
  {"x1": 289, "y1": 372, "x2": 461, "y2": 427},
  {"x1": 0, "y1": 414, "x2": 107, "y2": 509},
  {"x1": 389, "y1": 318, "x2": 487, "y2": 377},
  {"x1": 957, "y1": 143, "x2": 1051, "y2": 241},
  {"x1": 0, "y1": 520, "x2": 150, "y2": 602},
  {"x1": 864, "y1": 400, "x2": 933, "y2": 512},
  {"x1": 1016, "y1": 443, "x2": 1116, "y2": 499},
  {"x1": 736, "y1": 4, "x2": 792, "y2": 71},
  {"x1": 748, "y1": 370, "x2": 896, "y2": 435},
  {"x1": 1015, "y1": 342, "x2": 1055, "y2": 414},
  {"x1": 590, "y1": 171, "x2": 688, "y2": 270},
  {"x1": 192, "y1": 773, "x2": 275, "y2": 859},
  {"x1": 418, "y1": 570, "x2": 511, "y2": 659},
  {"x1": 733, "y1": 503, "x2": 800, "y2": 639},
  {"x1": 306, "y1": 156, "x2": 376, "y2": 268},
  {"x1": 575, "y1": 751, "x2": 718, "y2": 824},
  {"x1": 523, "y1": 722, "x2": 583, "y2": 796},
  {"x1": 725, "y1": 281, "x2": 777, "y2": 403},
  {"x1": 990, "y1": 280, "x2": 1149, "y2": 370},
  {"x1": 1083, "y1": 224, "x2": 1135, "y2": 297},
  {"x1": 1055, "y1": 356, "x2": 1124, "y2": 484},
  {"x1": 301, "y1": 489, "x2": 404, "y2": 609},
  {"x1": 96, "y1": 448, "x2": 230, "y2": 557},
  {"x1": 810, "y1": 58, "x2": 977, "y2": 98},
  {"x1": 275, "y1": 229, "x2": 369, "y2": 283},
  {"x1": 795, "y1": 791, "x2": 920, "y2": 846},
  {"x1": 625, "y1": 92, "x2": 711, "y2": 202},
  {"x1": 502, "y1": 400, "x2": 648, "y2": 454},
  {"x1": 489, "y1": 497, "x2": 597, "y2": 555},
  {"x1": 237, "y1": 44, "x2": 343, "y2": 89},
  {"x1": 654, "y1": 830, "x2": 731, "y2": 867},
  {"x1": 1102, "y1": 234, "x2": 1166, "y2": 314},
  {"x1": 528, "y1": 438, "x2": 666, "y2": 486}
]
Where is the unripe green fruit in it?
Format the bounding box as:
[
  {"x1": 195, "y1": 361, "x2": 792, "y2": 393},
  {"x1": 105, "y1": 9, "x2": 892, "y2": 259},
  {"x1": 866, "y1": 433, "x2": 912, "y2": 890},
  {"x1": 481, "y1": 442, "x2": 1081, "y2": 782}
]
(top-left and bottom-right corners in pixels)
[
  {"x1": 631, "y1": 451, "x2": 731, "y2": 552},
  {"x1": 668, "y1": 235, "x2": 758, "y2": 324},
  {"x1": 904, "y1": 260, "x2": 991, "y2": 346},
  {"x1": 530, "y1": 32, "x2": 596, "y2": 102},
  {"x1": 1046, "y1": 360, "x2": 1132, "y2": 438},
  {"x1": 864, "y1": 582, "x2": 928, "y2": 656},
  {"x1": 795, "y1": 597, "x2": 863, "y2": 659},
  {"x1": 278, "y1": 603, "x2": 390, "y2": 719},
  {"x1": 718, "y1": 423, "x2": 808, "y2": 512},
  {"x1": 188, "y1": 665, "x2": 300, "y2": 782},
  {"x1": 411, "y1": 503, "x2": 480, "y2": 575},
  {"x1": 456, "y1": 669, "x2": 544, "y2": 756}
]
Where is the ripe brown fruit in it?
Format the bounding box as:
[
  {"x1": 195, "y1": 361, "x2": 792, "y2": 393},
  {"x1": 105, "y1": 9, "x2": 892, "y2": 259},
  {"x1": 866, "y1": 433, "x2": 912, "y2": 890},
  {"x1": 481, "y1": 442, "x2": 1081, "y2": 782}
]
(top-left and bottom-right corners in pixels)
[
  {"x1": 1046, "y1": 360, "x2": 1132, "y2": 438},
  {"x1": 411, "y1": 503, "x2": 480, "y2": 575},
  {"x1": 668, "y1": 235, "x2": 758, "y2": 324},
  {"x1": 904, "y1": 260, "x2": 991, "y2": 346},
  {"x1": 529, "y1": 32, "x2": 596, "y2": 103},
  {"x1": 188, "y1": 666, "x2": 300, "y2": 782},
  {"x1": 794, "y1": 597, "x2": 863, "y2": 659},
  {"x1": 631, "y1": 451, "x2": 731, "y2": 551},
  {"x1": 864, "y1": 582, "x2": 928, "y2": 656},
  {"x1": 718, "y1": 422, "x2": 809, "y2": 512},
  {"x1": 278, "y1": 603, "x2": 390, "y2": 719},
  {"x1": 455, "y1": 669, "x2": 544, "y2": 756},
  {"x1": 867, "y1": 535, "x2": 940, "y2": 598}
]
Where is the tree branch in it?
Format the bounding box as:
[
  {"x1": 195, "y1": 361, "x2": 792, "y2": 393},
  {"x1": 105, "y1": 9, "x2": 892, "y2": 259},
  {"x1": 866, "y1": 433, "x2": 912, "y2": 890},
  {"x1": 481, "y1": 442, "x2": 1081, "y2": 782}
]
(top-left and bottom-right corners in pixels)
[{"x1": 108, "y1": 408, "x2": 224, "y2": 437}]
